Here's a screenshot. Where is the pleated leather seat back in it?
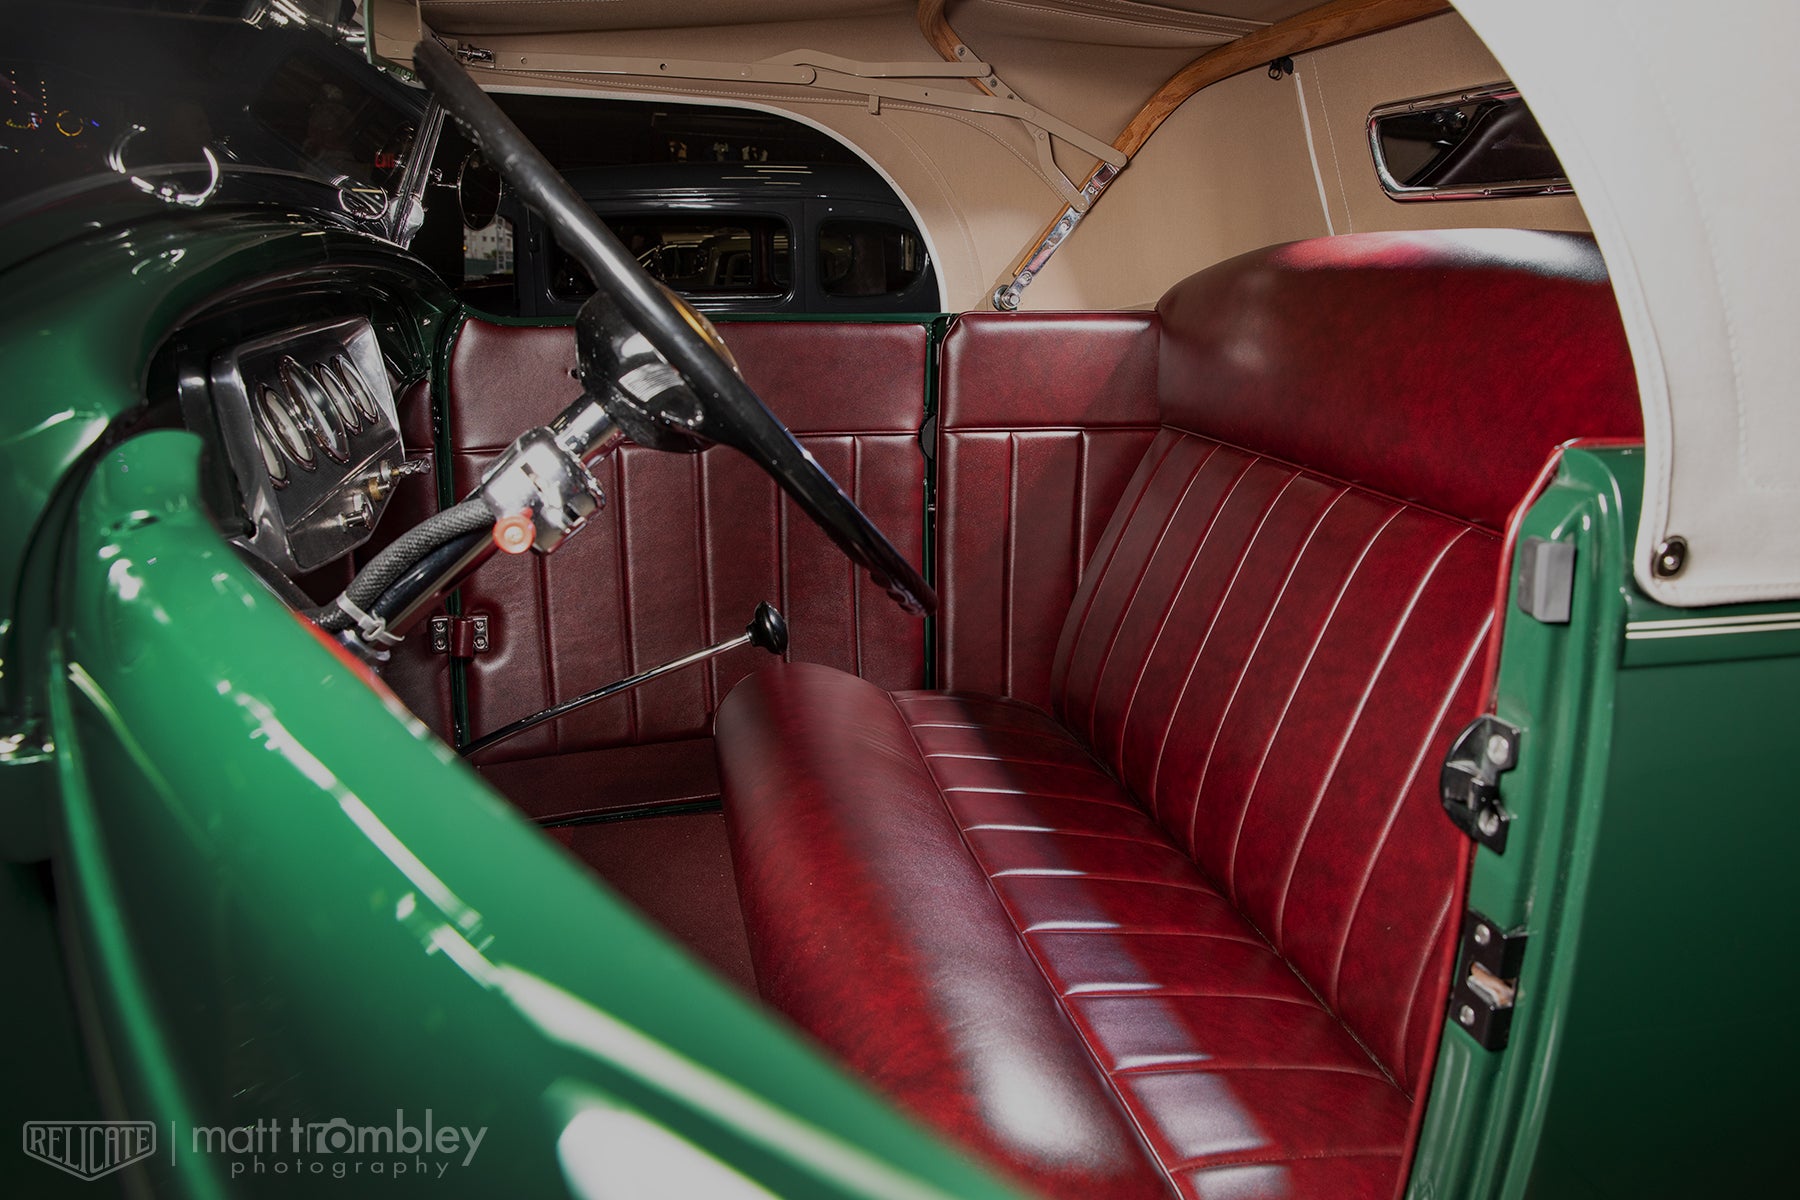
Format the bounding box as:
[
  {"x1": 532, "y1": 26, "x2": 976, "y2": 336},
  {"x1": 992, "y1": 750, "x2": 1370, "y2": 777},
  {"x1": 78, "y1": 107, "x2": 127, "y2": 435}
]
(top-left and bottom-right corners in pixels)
[{"x1": 1048, "y1": 230, "x2": 1641, "y2": 1091}]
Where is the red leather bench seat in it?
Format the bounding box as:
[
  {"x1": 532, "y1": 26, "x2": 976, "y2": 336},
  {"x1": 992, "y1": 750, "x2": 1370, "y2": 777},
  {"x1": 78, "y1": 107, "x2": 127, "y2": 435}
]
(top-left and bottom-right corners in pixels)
[{"x1": 716, "y1": 231, "x2": 1642, "y2": 1199}]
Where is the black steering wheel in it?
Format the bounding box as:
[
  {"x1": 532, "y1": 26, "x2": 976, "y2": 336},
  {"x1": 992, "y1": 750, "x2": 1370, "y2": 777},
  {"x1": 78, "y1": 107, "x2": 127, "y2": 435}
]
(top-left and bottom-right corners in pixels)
[{"x1": 412, "y1": 39, "x2": 935, "y2": 616}]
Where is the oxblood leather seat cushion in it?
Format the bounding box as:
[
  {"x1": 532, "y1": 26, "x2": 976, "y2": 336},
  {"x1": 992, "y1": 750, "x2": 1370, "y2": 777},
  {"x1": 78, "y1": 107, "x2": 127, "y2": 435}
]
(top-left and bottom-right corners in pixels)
[
  {"x1": 720, "y1": 664, "x2": 1413, "y2": 1199},
  {"x1": 717, "y1": 230, "x2": 1643, "y2": 1199}
]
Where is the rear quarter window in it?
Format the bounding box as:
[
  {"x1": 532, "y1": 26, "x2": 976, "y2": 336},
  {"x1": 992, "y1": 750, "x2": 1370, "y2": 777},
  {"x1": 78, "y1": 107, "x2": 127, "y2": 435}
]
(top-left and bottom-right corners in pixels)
[{"x1": 818, "y1": 219, "x2": 928, "y2": 297}]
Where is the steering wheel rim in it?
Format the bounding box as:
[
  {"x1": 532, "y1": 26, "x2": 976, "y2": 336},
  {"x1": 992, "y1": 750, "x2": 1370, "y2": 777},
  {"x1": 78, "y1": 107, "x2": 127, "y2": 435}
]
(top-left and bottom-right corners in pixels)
[{"x1": 412, "y1": 38, "x2": 936, "y2": 617}]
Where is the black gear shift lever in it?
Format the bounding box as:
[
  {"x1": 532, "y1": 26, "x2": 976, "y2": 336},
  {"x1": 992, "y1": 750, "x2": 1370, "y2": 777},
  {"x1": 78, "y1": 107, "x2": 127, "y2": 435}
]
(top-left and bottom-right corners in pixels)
[{"x1": 460, "y1": 602, "x2": 787, "y2": 759}]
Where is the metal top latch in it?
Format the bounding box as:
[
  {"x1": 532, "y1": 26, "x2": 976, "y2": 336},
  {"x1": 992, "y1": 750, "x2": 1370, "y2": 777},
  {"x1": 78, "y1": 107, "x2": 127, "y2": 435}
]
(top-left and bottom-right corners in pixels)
[{"x1": 1451, "y1": 909, "x2": 1527, "y2": 1051}]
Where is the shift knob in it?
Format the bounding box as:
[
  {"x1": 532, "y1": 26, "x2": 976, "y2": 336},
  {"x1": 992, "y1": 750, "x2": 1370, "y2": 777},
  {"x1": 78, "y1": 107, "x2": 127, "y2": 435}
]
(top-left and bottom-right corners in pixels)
[{"x1": 748, "y1": 602, "x2": 788, "y2": 655}]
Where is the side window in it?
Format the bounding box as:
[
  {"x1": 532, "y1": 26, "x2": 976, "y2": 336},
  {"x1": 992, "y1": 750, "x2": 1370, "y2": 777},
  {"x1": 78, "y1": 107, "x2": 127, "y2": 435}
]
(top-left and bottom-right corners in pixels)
[
  {"x1": 817, "y1": 220, "x2": 928, "y2": 297},
  {"x1": 550, "y1": 215, "x2": 792, "y2": 302},
  {"x1": 463, "y1": 214, "x2": 515, "y2": 285}
]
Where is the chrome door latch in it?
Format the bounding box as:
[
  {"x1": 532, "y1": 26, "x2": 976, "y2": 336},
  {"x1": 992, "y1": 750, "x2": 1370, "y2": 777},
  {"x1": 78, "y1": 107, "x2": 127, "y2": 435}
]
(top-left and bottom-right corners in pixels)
[
  {"x1": 1451, "y1": 909, "x2": 1527, "y2": 1051},
  {"x1": 1440, "y1": 714, "x2": 1520, "y2": 852}
]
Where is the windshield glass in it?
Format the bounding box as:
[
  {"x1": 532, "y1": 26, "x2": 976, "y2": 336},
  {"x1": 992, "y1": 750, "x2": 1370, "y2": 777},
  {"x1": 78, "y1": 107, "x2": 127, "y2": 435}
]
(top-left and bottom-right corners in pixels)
[{"x1": 2, "y1": 1, "x2": 422, "y2": 212}]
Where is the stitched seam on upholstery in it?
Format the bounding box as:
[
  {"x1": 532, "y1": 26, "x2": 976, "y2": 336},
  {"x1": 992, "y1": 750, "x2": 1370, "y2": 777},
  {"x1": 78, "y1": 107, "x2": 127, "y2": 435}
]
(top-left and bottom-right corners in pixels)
[
  {"x1": 1059, "y1": 987, "x2": 1319, "y2": 1006},
  {"x1": 1168, "y1": 1148, "x2": 1403, "y2": 1172},
  {"x1": 895, "y1": 690, "x2": 1049, "y2": 714},
  {"x1": 1120, "y1": 468, "x2": 1301, "y2": 827},
  {"x1": 852, "y1": 436, "x2": 865, "y2": 680},
  {"x1": 1053, "y1": 432, "x2": 1186, "y2": 712},
  {"x1": 1269, "y1": 527, "x2": 1474, "y2": 948},
  {"x1": 942, "y1": 785, "x2": 1139, "y2": 810},
  {"x1": 775, "y1": 465, "x2": 790, "y2": 670},
  {"x1": 944, "y1": 422, "x2": 1162, "y2": 434},
  {"x1": 1074, "y1": 430, "x2": 1090, "y2": 591},
  {"x1": 1111, "y1": 1062, "x2": 1390, "y2": 1082},
  {"x1": 1150, "y1": 484, "x2": 1349, "y2": 836},
  {"x1": 965, "y1": 825, "x2": 1174, "y2": 848},
  {"x1": 1030, "y1": 927, "x2": 1263, "y2": 946},
  {"x1": 1216, "y1": 503, "x2": 1406, "y2": 896},
  {"x1": 923, "y1": 752, "x2": 1115, "y2": 776},
  {"x1": 693, "y1": 452, "x2": 715, "y2": 717},
  {"x1": 534, "y1": 541, "x2": 557, "y2": 753},
  {"x1": 1393, "y1": 884, "x2": 1458, "y2": 1102},
  {"x1": 614, "y1": 454, "x2": 639, "y2": 744},
  {"x1": 1082, "y1": 445, "x2": 1241, "y2": 749},
  {"x1": 995, "y1": 872, "x2": 1215, "y2": 893},
  {"x1": 1326, "y1": 619, "x2": 1490, "y2": 1009},
  {"x1": 890, "y1": 693, "x2": 1181, "y2": 1199},
  {"x1": 1003, "y1": 432, "x2": 1018, "y2": 697},
  {"x1": 988, "y1": 872, "x2": 1217, "y2": 893},
  {"x1": 908, "y1": 722, "x2": 1074, "y2": 744}
]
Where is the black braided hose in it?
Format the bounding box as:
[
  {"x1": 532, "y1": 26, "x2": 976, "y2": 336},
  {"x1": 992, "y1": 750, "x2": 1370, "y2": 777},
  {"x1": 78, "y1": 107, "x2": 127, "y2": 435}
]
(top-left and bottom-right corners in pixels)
[{"x1": 314, "y1": 498, "x2": 493, "y2": 632}]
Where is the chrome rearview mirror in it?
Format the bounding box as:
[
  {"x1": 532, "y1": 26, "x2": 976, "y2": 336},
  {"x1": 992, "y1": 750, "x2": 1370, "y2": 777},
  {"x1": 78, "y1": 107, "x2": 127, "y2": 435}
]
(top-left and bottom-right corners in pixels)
[{"x1": 1368, "y1": 83, "x2": 1570, "y2": 201}]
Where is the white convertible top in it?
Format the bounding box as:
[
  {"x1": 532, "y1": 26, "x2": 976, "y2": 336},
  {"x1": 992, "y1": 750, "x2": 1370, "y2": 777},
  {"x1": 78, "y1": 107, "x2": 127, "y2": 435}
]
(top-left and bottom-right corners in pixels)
[{"x1": 1458, "y1": 0, "x2": 1800, "y2": 608}]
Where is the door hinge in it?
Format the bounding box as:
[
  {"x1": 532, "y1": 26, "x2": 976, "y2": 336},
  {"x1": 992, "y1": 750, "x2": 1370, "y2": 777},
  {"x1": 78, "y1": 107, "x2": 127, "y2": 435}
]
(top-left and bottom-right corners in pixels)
[
  {"x1": 428, "y1": 614, "x2": 490, "y2": 659},
  {"x1": 1450, "y1": 909, "x2": 1527, "y2": 1051},
  {"x1": 1440, "y1": 714, "x2": 1519, "y2": 852}
]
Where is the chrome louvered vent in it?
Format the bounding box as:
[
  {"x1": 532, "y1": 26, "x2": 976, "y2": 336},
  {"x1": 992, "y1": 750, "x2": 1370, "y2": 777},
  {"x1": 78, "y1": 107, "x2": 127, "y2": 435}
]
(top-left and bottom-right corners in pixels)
[{"x1": 210, "y1": 318, "x2": 408, "y2": 574}]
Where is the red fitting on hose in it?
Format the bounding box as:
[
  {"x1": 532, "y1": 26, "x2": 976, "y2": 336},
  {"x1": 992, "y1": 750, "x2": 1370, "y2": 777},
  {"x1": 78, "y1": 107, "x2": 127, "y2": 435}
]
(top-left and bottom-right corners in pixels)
[{"x1": 492, "y1": 511, "x2": 535, "y2": 555}]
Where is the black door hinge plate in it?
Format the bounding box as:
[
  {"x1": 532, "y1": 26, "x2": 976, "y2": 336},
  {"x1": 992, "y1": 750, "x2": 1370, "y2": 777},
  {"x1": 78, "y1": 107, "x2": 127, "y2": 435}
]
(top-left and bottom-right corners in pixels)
[{"x1": 1440, "y1": 714, "x2": 1519, "y2": 852}]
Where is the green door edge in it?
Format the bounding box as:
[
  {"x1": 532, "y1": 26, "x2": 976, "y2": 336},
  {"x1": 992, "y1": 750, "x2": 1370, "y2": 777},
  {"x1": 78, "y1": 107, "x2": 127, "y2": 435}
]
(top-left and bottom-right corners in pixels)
[{"x1": 1408, "y1": 445, "x2": 1800, "y2": 1198}]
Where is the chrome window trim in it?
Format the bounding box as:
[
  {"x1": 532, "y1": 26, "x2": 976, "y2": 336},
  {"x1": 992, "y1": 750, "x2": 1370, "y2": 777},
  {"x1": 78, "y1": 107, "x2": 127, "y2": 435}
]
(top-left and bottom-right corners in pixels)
[{"x1": 1367, "y1": 82, "x2": 1573, "y2": 202}]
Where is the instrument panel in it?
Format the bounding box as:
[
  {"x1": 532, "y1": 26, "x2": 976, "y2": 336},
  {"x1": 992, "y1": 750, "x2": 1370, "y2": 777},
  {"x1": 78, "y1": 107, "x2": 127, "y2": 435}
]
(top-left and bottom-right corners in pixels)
[{"x1": 199, "y1": 317, "x2": 410, "y2": 575}]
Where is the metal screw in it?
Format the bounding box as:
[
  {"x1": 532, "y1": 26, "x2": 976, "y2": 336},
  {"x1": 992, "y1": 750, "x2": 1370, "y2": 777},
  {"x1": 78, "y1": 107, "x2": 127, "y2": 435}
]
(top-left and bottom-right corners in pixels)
[
  {"x1": 1474, "y1": 924, "x2": 1492, "y2": 947},
  {"x1": 1477, "y1": 809, "x2": 1502, "y2": 838},
  {"x1": 1653, "y1": 536, "x2": 1688, "y2": 579},
  {"x1": 1458, "y1": 1004, "x2": 1476, "y2": 1027},
  {"x1": 1485, "y1": 733, "x2": 1511, "y2": 766}
]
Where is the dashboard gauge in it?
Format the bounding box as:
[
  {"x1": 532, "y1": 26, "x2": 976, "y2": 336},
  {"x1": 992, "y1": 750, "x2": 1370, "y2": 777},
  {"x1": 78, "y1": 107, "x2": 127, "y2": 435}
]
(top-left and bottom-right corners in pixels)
[
  {"x1": 249, "y1": 391, "x2": 290, "y2": 488},
  {"x1": 315, "y1": 360, "x2": 364, "y2": 433},
  {"x1": 332, "y1": 352, "x2": 385, "y2": 424},
  {"x1": 255, "y1": 382, "x2": 316, "y2": 471},
  {"x1": 277, "y1": 355, "x2": 349, "y2": 463}
]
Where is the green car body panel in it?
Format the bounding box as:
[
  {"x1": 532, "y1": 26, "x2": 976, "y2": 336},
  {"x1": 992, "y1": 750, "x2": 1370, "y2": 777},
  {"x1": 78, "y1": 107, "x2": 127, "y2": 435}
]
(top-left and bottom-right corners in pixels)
[
  {"x1": 1409, "y1": 447, "x2": 1799, "y2": 1198},
  {"x1": 4, "y1": 204, "x2": 1795, "y2": 1195}
]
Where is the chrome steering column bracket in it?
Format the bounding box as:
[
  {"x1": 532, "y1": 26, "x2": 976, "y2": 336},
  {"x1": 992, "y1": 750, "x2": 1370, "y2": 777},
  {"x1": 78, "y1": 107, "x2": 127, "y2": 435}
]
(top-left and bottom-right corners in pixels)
[{"x1": 475, "y1": 395, "x2": 623, "y2": 555}]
